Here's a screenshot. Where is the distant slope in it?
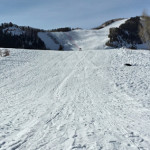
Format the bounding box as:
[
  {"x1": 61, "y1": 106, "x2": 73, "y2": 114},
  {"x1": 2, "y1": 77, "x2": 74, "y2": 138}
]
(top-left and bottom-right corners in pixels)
[
  {"x1": 1, "y1": 17, "x2": 149, "y2": 50},
  {"x1": 38, "y1": 32, "x2": 59, "y2": 50},
  {"x1": 93, "y1": 18, "x2": 125, "y2": 30},
  {"x1": 38, "y1": 19, "x2": 127, "y2": 50}
]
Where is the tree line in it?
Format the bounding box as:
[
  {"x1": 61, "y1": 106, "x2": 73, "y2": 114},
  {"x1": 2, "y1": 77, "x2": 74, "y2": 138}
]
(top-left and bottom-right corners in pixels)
[{"x1": 0, "y1": 22, "x2": 46, "y2": 50}]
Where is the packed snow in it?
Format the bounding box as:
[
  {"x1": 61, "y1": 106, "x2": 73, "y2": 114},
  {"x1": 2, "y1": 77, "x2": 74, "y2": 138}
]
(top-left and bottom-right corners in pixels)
[{"x1": 0, "y1": 48, "x2": 150, "y2": 150}]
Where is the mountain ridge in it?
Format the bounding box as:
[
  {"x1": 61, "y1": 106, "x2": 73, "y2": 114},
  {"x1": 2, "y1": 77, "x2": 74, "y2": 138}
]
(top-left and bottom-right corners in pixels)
[{"x1": 0, "y1": 17, "x2": 148, "y2": 50}]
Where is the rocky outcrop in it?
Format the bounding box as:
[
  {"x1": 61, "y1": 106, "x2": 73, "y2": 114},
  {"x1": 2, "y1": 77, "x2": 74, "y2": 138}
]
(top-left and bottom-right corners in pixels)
[{"x1": 106, "y1": 17, "x2": 143, "y2": 49}]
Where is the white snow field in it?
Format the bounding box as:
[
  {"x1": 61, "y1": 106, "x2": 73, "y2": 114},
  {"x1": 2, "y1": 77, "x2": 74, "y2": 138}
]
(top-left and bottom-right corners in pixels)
[{"x1": 0, "y1": 48, "x2": 150, "y2": 150}]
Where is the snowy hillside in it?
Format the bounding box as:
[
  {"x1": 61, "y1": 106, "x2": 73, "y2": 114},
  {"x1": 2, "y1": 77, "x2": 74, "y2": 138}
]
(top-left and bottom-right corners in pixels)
[
  {"x1": 1, "y1": 17, "x2": 150, "y2": 50},
  {"x1": 3, "y1": 26, "x2": 25, "y2": 36},
  {"x1": 0, "y1": 48, "x2": 150, "y2": 150},
  {"x1": 38, "y1": 32, "x2": 60, "y2": 50},
  {"x1": 0, "y1": 23, "x2": 46, "y2": 50},
  {"x1": 38, "y1": 19, "x2": 127, "y2": 50}
]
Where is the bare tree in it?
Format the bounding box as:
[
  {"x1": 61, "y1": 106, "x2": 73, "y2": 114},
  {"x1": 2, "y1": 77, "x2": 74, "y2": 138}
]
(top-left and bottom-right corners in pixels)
[{"x1": 139, "y1": 11, "x2": 150, "y2": 49}]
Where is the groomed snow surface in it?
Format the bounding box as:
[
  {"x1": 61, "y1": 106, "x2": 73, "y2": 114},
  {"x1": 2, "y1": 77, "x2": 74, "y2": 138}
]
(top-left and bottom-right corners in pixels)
[{"x1": 0, "y1": 48, "x2": 150, "y2": 150}]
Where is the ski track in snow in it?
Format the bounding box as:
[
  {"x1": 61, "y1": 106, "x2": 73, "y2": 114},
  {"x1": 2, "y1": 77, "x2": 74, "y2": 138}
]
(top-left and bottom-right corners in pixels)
[{"x1": 0, "y1": 48, "x2": 150, "y2": 150}]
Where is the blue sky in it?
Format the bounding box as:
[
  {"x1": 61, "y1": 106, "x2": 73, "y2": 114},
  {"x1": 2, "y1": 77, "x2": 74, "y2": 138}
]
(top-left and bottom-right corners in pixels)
[{"x1": 0, "y1": 0, "x2": 150, "y2": 30}]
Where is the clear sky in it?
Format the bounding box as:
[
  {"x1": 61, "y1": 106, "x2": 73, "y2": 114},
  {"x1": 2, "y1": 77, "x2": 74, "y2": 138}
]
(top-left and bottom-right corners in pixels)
[{"x1": 0, "y1": 0, "x2": 150, "y2": 30}]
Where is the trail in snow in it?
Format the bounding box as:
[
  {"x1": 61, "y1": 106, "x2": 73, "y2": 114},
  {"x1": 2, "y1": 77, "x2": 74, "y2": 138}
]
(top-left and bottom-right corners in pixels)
[{"x1": 0, "y1": 48, "x2": 150, "y2": 150}]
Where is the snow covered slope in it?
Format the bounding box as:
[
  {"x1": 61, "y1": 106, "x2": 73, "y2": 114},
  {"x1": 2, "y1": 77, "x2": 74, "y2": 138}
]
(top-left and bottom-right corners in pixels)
[
  {"x1": 38, "y1": 19, "x2": 127, "y2": 50},
  {"x1": 38, "y1": 32, "x2": 59, "y2": 50},
  {"x1": 0, "y1": 48, "x2": 150, "y2": 150},
  {"x1": 3, "y1": 26, "x2": 25, "y2": 36}
]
